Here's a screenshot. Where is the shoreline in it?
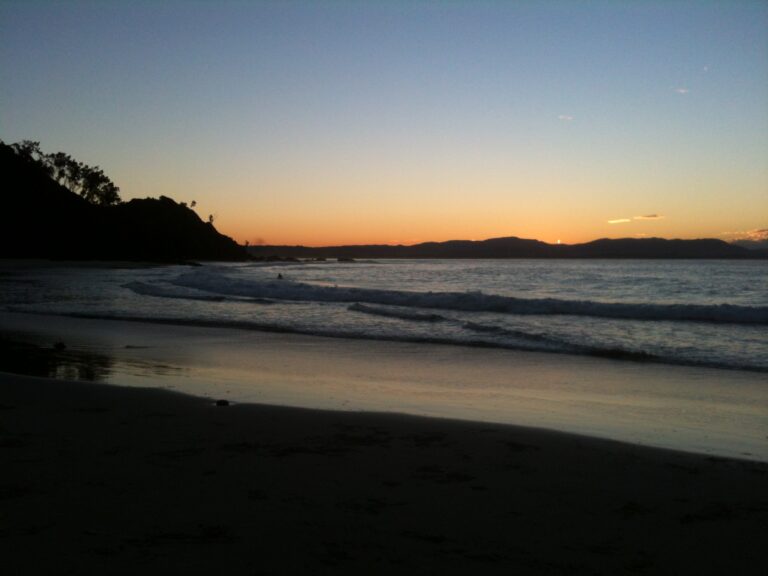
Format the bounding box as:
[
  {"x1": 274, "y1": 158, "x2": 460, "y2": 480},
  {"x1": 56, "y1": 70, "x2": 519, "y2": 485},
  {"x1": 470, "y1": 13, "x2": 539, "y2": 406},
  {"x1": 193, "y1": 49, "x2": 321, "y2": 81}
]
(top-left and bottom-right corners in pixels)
[
  {"x1": 2, "y1": 310, "x2": 768, "y2": 462},
  {"x1": 10, "y1": 308, "x2": 768, "y2": 375},
  {"x1": 2, "y1": 370, "x2": 768, "y2": 574}
]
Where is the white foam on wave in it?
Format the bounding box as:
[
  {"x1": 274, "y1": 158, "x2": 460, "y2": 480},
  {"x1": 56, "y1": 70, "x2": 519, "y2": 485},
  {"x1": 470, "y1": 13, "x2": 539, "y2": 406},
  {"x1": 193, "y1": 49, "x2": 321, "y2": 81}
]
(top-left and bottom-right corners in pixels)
[{"x1": 171, "y1": 269, "x2": 768, "y2": 325}]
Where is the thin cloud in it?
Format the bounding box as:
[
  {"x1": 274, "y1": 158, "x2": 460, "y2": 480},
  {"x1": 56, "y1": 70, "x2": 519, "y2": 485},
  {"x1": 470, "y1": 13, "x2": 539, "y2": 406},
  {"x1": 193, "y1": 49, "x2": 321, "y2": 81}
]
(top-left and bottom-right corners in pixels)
[
  {"x1": 608, "y1": 215, "x2": 663, "y2": 225},
  {"x1": 674, "y1": 87, "x2": 689, "y2": 94},
  {"x1": 557, "y1": 115, "x2": 574, "y2": 121},
  {"x1": 724, "y1": 228, "x2": 768, "y2": 241}
]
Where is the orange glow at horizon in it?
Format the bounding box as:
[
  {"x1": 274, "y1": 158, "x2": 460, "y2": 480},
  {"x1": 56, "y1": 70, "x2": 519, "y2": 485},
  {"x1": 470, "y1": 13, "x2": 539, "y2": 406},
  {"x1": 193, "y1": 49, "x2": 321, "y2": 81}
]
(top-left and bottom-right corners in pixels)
[{"x1": 218, "y1": 212, "x2": 758, "y2": 248}]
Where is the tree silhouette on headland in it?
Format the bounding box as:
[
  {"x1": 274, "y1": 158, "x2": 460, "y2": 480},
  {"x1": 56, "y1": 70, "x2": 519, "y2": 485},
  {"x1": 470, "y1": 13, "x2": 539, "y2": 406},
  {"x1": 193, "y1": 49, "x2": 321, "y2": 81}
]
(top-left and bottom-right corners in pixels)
[
  {"x1": 1, "y1": 139, "x2": 248, "y2": 261},
  {"x1": 6, "y1": 140, "x2": 121, "y2": 206}
]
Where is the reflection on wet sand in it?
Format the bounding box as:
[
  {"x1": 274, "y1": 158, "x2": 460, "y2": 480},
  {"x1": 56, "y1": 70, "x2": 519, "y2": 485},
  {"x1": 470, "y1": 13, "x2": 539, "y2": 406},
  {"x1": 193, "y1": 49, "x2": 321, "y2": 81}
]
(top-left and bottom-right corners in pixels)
[{"x1": 0, "y1": 334, "x2": 180, "y2": 382}]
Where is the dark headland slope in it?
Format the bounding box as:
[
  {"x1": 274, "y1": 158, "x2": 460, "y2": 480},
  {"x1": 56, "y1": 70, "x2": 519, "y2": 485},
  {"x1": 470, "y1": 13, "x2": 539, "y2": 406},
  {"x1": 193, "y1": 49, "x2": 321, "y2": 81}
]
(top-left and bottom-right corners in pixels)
[
  {"x1": 249, "y1": 236, "x2": 767, "y2": 260},
  {"x1": 1, "y1": 142, "x2": 246, "y2": 262}
]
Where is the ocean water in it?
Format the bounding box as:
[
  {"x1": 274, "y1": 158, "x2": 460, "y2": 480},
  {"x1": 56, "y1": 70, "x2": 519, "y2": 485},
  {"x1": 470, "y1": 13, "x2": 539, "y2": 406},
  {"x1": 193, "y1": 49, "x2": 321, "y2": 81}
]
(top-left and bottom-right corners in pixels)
[{"x1": 1, "y1": 259, "x2": 767, "y2": 373}]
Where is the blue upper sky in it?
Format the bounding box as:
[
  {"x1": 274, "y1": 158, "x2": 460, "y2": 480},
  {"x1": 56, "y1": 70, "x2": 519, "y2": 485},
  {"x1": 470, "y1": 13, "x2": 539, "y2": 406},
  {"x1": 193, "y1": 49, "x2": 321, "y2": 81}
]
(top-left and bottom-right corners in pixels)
[{"x1": 2, "y1": 1, "x2": 766, "y2": 245}]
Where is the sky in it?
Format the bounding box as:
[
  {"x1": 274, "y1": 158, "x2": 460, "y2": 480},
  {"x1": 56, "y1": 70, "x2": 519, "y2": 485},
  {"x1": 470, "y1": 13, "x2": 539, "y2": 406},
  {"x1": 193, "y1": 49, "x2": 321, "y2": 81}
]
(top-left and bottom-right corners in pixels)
[{"x1": 1, "y1": 0, "x2": 767, "y2": 246}]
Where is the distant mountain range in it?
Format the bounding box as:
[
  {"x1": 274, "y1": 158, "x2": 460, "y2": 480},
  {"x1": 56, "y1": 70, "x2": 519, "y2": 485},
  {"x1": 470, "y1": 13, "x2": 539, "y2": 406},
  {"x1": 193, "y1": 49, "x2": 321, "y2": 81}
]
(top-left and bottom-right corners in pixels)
[
  {"x1": 1, "y1": 142, "x2": 246, "y2": 262},
  {"x1": 248, "y1": 236, "x2": 768, "y2": 260},
  {"x1": 732, "y1": 239, "x2": 768, "y2": 251}
]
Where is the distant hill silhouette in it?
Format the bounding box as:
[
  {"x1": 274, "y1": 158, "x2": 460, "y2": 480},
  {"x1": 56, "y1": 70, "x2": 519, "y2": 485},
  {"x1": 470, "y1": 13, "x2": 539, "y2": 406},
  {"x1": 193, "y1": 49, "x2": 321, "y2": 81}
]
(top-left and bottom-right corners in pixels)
[
  {"x1": 1, "y1": 142, "x2": 246, "y2": 262},
  {"x1": 733, "y1": 238, "x2": 768, "y2": 251},
  {"x1": 248, "y1": 236, "x2": 767, "y2": 260}
]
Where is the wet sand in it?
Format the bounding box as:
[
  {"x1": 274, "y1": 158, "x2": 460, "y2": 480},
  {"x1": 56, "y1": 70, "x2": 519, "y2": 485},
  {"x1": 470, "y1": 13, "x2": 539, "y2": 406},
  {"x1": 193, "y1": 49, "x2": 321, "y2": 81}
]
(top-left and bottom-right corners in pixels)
[
  {"x1": 2, "y1": 371, "x2": 767, "y2": 575},
  {"x1": 2, "y1": 311, "x2": 767, "y2": 462}
]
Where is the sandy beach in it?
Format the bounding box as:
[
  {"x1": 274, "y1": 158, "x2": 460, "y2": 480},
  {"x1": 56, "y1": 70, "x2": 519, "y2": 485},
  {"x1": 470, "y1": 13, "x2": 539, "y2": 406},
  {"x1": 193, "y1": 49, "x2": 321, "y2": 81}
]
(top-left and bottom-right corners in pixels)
[
  {"x1": 2, "y1": 310, "x2": 768, "y2": 574},
  {"x1": 2, "y1": 369, "x2": 768, "y2": 575}
]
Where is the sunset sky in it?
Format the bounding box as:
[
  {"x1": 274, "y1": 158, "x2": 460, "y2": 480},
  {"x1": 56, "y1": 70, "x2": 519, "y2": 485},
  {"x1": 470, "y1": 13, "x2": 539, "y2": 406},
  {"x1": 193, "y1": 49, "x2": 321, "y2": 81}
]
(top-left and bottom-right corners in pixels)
[{"x1": 2, "y1": 1, "x2": 766, "y2": 246}]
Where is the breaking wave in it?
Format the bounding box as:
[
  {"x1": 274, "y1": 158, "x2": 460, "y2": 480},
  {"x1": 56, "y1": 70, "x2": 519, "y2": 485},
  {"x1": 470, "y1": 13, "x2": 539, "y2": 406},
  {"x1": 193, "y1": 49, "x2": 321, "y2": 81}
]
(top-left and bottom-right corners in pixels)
[
  {"x1": 168, "y1": 269, "x2": 768, "y2": 325},
  {"x1": 348, "y1": 303, "x2": 446, "y2": 322}
]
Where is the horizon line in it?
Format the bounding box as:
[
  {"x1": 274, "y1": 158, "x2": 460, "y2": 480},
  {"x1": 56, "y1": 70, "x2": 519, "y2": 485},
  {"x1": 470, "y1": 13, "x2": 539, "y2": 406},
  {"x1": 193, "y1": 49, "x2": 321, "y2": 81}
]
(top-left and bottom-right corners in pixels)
[{"x1": 243, "y1": 234, "x2": 760, "y2": 249}]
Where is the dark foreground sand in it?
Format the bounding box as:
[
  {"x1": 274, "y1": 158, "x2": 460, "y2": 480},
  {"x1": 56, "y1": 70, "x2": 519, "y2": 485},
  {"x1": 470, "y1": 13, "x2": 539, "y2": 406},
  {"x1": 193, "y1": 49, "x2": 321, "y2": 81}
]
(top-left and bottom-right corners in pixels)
[{"x1": 2, "y1": 373, "x2": 767, "y2": 575}]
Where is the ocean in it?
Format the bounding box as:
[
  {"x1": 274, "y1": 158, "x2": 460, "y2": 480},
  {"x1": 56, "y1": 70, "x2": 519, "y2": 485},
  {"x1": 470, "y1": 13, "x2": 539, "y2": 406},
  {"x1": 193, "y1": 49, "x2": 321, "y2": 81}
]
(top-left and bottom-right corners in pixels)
[{"x1": 2, "y1": 259, "x2": 766, "y2": 373}]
